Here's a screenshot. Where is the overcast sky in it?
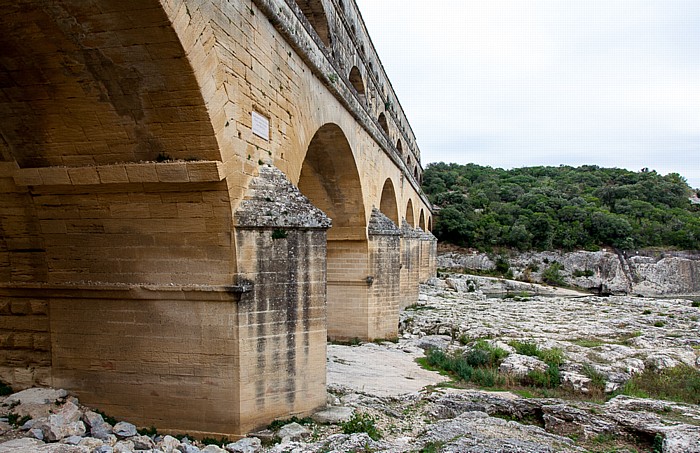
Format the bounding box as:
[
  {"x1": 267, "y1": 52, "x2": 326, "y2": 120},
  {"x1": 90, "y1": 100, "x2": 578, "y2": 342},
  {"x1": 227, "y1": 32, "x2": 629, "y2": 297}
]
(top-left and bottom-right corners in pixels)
[{"x1": 355, "y1": 0, "x2": 700, "y2": 189}]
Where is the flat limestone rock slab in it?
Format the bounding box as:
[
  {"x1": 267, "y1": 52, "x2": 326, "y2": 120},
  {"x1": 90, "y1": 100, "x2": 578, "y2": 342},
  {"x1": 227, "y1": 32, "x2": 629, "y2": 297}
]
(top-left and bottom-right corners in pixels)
[{"x1": 327, "y1": 343, "x2": 448, "y2": 397}]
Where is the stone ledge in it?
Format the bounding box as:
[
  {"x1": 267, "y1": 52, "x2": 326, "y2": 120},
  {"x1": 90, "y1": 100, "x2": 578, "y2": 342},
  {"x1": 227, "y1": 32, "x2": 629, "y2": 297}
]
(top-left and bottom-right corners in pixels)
[
  {"x1": 0, "y1": 281, "x2": 248, "y2": 301},
  {"x1": 11, "y1": 161, "x2": 224, "y2": 186}
]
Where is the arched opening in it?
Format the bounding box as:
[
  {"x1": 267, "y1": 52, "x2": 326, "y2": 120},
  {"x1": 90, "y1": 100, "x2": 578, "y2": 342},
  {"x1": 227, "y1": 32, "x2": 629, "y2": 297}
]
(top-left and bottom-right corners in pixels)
[
  {"x1": 405, "y1": 199, "x2": 415, "y2": 228},
  {"x1": 419, "y1": 210, "x2": 426, "y2": 231},
  {"x1": 414, "y1": 167, "x2": 419, "y2": 180},
  {"x1": 0, "y1": 0, "x2": 220, "y2": 168},
  {"x1": 378, "y1": 112, "x2": 389, "y2": 137},
  {"x1": 428, "y1": 216, "x2": 433, "y2": 232},
  {"x1": 294, "y1": 0, "x2": 331, "y2": 47},
  {"x1": 349, "y1": 66, "x2": 366, "y2": 103},
  {"x1": 396, "y1": 139, "x2": 403, "y2": 155},
  {"x1": 298, "y1": 124, "x2": 366, "y2": 240},
  {"x1": 297, "y1": 124, "x2": 369, "y2": 340},
  {"x1": 407, "y1": 155, "x2": 412, "y2": 166},
  {"x1": 379, "y1": 179, "x2": 399, "y2": 226}
]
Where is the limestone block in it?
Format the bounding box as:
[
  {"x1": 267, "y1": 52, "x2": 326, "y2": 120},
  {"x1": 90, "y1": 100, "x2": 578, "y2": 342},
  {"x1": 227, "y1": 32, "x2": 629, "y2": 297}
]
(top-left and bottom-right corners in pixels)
[
  {"x1": 13, "y1": 169, "x2": 42, "y2": 186},
  {"x1": 40, "y1": 167, "x2": 71, "y2": 185},
  {"x1": 156, "y1": 163, "x2": 190, "y2": 182},
  {"x1": 187, "y1": 161, "x2": 224, "y2": 181},
  {"x1": 125, "y1": 163, "x2": 158, "y2": 182},
  {"x1": 97, "y1": 166, "x2": 129, "y2": 184},
  {"x1": 68, "y1": 167, "x2": 100, "y2": 185}
]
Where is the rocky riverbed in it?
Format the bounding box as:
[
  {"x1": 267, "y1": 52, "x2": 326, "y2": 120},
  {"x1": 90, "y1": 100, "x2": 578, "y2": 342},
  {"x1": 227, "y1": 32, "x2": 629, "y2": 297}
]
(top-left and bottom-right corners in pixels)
[{"x1": 1, "y1": 275, "x2": 699, "y2": 452}]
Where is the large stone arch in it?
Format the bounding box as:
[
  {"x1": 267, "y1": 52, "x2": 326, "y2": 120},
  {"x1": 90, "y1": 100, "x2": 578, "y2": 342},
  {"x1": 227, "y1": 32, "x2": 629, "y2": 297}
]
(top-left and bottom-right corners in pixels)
[
  {"x1": 419, "y1": 209, "x2": 426, "y2": 231},
  {"x1": 297, "y1": 123, "x2": 373, "y2": 339},
  {"x1": 298, "y1": 124, "x2": 366, "y2": 241},
  {"x1": 0, "y1": 0, "x2": 220, "y2": 168},
  {"x1": 379, "y1": 178, "x2": 400, "y2": 226},
  {"x1": 0, "y1": 1, "x2": 238, "y2": 435},
  {"x1": 294, "y1": 0, "x2": 331, "y2": 47}
]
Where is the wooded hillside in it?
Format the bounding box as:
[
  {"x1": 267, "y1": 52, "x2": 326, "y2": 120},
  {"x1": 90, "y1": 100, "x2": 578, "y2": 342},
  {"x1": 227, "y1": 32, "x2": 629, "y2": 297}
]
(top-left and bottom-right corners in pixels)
[{"x1": 423, "y1": 163, "x2": 700, "y2": 251}]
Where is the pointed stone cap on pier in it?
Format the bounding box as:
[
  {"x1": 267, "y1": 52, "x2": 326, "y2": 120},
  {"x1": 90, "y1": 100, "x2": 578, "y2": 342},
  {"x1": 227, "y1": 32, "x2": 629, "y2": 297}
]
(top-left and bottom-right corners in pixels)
[
  {"x1": 401, "y1": 220, "x2": 422, "y2": 239},
  {"x1": 235, "y1": 165, "x2": 331, "y2": 229},
  {"x1": 368, "y1": 208, "x2": 401, "y2": 236}
]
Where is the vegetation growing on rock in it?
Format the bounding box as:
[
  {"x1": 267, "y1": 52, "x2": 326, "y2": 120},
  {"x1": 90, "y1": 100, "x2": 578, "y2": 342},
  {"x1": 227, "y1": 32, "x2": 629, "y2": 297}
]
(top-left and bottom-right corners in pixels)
[{"x1": 423, "y1": 163, "x2": 700, "y2": 251}]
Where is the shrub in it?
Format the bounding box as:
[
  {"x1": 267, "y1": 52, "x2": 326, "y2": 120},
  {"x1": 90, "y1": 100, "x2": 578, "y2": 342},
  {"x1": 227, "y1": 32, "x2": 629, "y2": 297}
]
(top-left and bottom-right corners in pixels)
[
  {"x1": 509, "y1": 340, "x2": 540, "y2": 357},
  {"x1": 572, "y1": 269, "x2": 594, "y2": 278},
  {"x1": 581, "y1": 363, "x2": 606, "y2": 390},
  {"x1": 495, "y1": 256, "x2": 510, "y2": 275},
  {"x1": 525, "y1": 365, "x2": 561, "y2": 388},
  {"x1": 538, "y1": 348, "x2": 565, "y2": 367},
  {"x1": 341, "y1": 413, "x2": 381, "y2": 440},
  {"x1": 268, "y1": 416, "x2": 314, "y2": 431},
  {"x1": 542, "y1": 262, "x2": 566, "y2": 286},
  {"x1": 692, "y1": 301, "x2": 700, "y2": 308},
  {"x1": 0, "y1": 381, "x2": 12, "y2": 396},
  {"x1": 468, "y1": 339, "x2": 509, "y2": 366},
  {"x1": 471, "y1": 367, "x2": 504, "y2": 387}
]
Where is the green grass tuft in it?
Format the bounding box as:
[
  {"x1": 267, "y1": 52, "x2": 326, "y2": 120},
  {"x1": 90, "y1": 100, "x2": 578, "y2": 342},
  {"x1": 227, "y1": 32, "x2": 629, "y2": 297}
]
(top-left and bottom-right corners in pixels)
[{"x1": 620, "y1": 365, "x2": 700, "y2": 404}]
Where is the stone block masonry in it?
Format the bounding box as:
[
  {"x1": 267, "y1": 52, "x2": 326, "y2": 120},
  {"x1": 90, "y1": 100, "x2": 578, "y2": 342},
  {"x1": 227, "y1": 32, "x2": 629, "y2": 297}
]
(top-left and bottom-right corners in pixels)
[{"x1": 0, "y1": 0, "x2": 436, "y2": 437}]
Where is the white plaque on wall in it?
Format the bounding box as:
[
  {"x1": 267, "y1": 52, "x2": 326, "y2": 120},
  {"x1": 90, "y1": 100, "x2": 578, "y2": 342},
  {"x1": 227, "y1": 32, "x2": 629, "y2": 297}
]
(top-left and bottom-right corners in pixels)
[{"x1": 251, "y1": 111, "x2": 270, "y2": 141}]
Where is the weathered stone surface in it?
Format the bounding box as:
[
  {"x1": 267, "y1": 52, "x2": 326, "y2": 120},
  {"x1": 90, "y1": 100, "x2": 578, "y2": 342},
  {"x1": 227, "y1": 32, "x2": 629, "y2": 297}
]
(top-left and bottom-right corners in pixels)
[
  {"x1": 112, "y1": 421, "x2": 137, "y2": 439},
  {"x1": 498, "y1": 354, "x2": 549, "y2": 377},
  {"x1": 234, "y1": 166, "x2": 331, "y2": 229},
  {"x1": 438, "y1": 250, "x2": 700, "y2": 296},
  {"x1": 663, "y1": 426, "x2": 700, "y2": 453},
  {"x1": 416, "y1": 411, "x2": 583, "y2": 452},
  {"x1": 3, "y1": 388, "x2": 67, "y2": 406},
  {"x1": 201, "y1": 445, "x2": 227, "y2": 453},
  {"x1": 312, "y1": 407, "x2": 355, "y2": 424},
  {"x1": 277, "y1": 422, "x2": 310, "y2": 442},
  {"x1": 368, "y1": 208, "x2": 401, "y2": 236},
  {"x1": 35, "y1": 401, "x2": 86, "y2": 442},
  {"x1": 0, "y1": 438, "x2": 44, "y2": 452},
  {"x1": 225, "y1": 437, "x2": 262, "y2": 453},
  {"x1": 131, "y1": 435, "x2": 155, "y2": 450}
]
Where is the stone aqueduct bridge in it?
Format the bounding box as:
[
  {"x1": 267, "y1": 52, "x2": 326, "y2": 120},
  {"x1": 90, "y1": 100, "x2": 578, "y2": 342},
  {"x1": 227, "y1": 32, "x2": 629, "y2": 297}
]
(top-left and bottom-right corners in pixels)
[{"x1": 0, "y1": 0, "x2": 436, "y2": 438}]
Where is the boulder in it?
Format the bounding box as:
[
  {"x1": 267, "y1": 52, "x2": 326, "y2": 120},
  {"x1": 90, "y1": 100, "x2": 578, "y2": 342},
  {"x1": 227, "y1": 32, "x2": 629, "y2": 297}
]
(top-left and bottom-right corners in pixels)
[
  {"x1": 0, "y1": 438, "x2": 45, "y2": 453},
  {"x1": 277, "y1": 422, "x2": 310, "y2": 441},
  {"x1": 112, "y1": 421, "x2": 137, "y2": 438},
  {"x1": 201, "y1": 445, "x2": 227, "y2": 453},
  {"x1": 37, "y1": 401, "x2": 86, "y2": 442},
  {"x1": 3, "y1": 388, "x2": 67, "y2": 406},
  {"x1": 225, "y1": 437, "x2": 262, "y2": 453},
  {"x1": 131, "y1": 435, "x2": 155, "y2": 450},
  {"x1": 312, "y1": 406, "x2": 354, "y2": 424},
  {"x1": 113, "y1": 440, "x2": 134, "y2": 453},
  {"x1": 498, "y1": 354, "x2": 549, "y2": 377}
]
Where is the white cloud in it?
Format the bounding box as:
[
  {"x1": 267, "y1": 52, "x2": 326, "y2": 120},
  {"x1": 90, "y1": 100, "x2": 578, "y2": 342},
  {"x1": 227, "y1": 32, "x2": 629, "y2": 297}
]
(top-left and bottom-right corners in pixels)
[{"x1": 356, "y1": 0, "x2": 700, "y2": 188}]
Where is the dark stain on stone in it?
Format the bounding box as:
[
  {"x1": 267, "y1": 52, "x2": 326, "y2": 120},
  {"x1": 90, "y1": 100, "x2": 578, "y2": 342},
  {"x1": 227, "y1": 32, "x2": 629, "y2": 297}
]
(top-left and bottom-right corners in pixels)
[{"x1": 285, "y1": 232, "x2": 298, "y2": 404}]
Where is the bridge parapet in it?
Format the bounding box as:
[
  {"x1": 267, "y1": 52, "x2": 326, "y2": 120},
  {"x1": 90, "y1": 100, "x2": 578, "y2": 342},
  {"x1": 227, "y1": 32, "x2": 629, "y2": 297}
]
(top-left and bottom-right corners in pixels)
[{"x1": 256, "y1": 0, "x2": 428, "y2": 194}]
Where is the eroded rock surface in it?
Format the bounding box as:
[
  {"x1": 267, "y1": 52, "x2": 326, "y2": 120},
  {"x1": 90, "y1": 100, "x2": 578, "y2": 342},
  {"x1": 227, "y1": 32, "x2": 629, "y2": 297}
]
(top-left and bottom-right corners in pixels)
[{"x1": 1, "y1": 277, "x2": 699, "y2": 452}]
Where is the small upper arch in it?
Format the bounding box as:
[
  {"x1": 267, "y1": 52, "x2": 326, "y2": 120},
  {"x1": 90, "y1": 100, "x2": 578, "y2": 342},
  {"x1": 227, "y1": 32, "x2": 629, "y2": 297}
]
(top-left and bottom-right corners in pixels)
[
  {"x1": 405, "y1": 199, "x2": 415, "y2": 227},
  {"x1": 378, "y1": 112, "x2": 389, "y2": 136},
  {"x1": 349, "y1": 66, "x2": 365, "y2": 100},
  {"x1": 294, "y1": 0, "x2": 331, "y2": 47},
  {"x1": 379, "y1": 178, "x2": 399, "y2": 226}
]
